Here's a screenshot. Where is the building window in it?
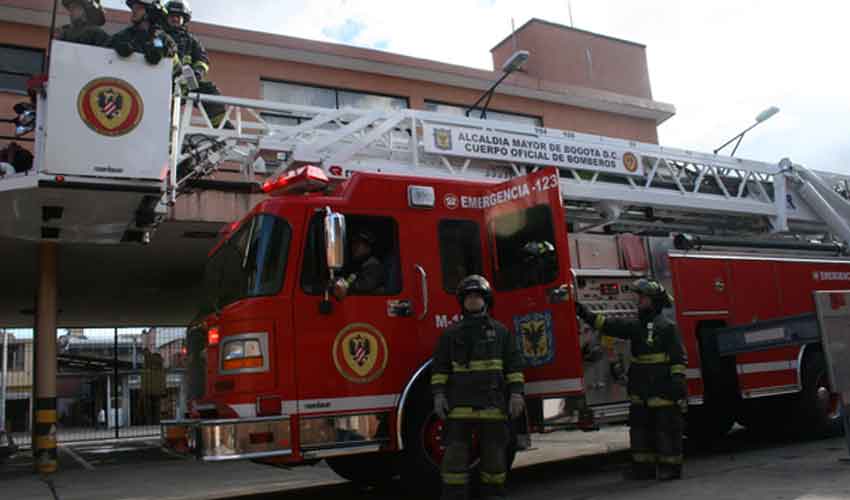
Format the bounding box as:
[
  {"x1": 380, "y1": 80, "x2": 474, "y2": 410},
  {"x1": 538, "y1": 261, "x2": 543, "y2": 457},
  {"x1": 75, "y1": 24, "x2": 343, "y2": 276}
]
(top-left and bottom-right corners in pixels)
[
  {"x1": 260, "y1": 80, "x2": 408, "y2": 125},
  {"x1": 491, "y1": 204, "x2": 559, "y2": 291},
  {"x1": 424, "y1": 100, "x2": 542, "y2": 127},
  {"x1": 0, "y1": 45, "x2": 44, "y2": 94},
  {"x1": 438, "y1": 220, "x2": 483, "y2": 293},
  {"x1": 6, "y1": 343, "x2": 25, "y2": 371}
]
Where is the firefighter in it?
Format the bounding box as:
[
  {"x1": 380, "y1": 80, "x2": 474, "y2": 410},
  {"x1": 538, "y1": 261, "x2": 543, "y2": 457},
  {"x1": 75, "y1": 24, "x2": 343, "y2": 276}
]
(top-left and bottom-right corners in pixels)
[
  {"x1": 575, "y1": 278, "x2": 687, "y2": 480},
  {"x1": 431, "y1": 274, "x2": 525, "y2": 500},
  {"x1": 112, "y1": 0, "x2": 178, "y2": 66},
  {"x1": 332, "y1": 229, "x2": 385, "y2": 298},
  {"x1": 164, "y1": 1, "x2": 227, "y2": 127},
  {"x1": 56, "y1": 0, "x2": 111, "y2": 47}
]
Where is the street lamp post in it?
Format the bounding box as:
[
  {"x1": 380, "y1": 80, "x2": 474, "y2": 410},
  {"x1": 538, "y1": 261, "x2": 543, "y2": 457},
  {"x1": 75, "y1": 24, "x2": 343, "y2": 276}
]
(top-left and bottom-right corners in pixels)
[
  {"x1": 714, "y1": 106, "x2": 780, "y2": 157},
  {"x1": 466, "y1": 50, "x2": 530, "y2": 119}
]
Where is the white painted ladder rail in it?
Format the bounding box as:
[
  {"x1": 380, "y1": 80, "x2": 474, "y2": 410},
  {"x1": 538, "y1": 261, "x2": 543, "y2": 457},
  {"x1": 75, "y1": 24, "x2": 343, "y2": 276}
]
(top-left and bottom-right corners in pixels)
[{"x1": 171, "y1": 93, "x2": 850, "y2": 247}]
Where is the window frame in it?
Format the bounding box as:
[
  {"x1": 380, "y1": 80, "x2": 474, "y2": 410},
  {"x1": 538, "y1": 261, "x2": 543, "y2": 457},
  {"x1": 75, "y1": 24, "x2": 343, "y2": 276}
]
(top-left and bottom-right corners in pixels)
[
  {"x1": 437, "y1": 219, "x2": 484, "y2": 294},
  {"x1": 299, "y1": 212, "x2": 403, "y2": 297},
  {"x1": 0, "y1": 44, "x2": 45, "y2": 95},
  {"x1": 204, "y1": 214, "x2": 292, "y2": 311},
  {"x1": 423, "y1": 99, "x2": 543, "y2": 127},
  {"x1": 490, "y1": 204, "x2": 560, "y2": 292},
  {"x1": 260, "y1": 78, "x2": 410, "y2": 125}
]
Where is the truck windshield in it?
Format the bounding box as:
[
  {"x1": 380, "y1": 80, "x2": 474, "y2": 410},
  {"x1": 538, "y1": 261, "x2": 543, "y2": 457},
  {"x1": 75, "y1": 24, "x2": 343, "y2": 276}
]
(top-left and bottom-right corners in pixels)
[{"x1": 204, "y1": 214, "x2": 291, "y2": 312}]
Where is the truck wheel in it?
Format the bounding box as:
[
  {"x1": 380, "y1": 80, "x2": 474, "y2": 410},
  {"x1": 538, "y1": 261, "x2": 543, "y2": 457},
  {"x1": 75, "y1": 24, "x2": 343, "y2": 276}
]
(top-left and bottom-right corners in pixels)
[
  {"x1": 398, "y1": 384, "x2": 518, "y2": 495},
  {"x1": 326, "y1": 452, "x2": 398, "y2": 485},
  {"x1": 685, "y1": 404, "x2": 734, "y2": 444},
  {"x1": 794, "y1": 351, "x2": 841, "y2": 437},
  {"x1": 398, "y1": 385, "x2": 444, "y2": 496}
]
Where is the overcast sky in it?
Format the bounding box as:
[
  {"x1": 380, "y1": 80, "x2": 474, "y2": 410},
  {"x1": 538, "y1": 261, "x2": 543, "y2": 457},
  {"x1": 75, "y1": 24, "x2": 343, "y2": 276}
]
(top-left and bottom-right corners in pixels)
[{"x1": 103, "y1": 0, "x2": 849, "y2": 174}]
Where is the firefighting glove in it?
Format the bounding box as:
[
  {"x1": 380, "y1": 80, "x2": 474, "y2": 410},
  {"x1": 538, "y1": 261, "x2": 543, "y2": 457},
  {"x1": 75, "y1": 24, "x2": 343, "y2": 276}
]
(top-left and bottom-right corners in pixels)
[
  {"x1": 433, "y1": 393, "x2": 449, "y2": 420},
  {"x1": 575, "y1": 302, "x2": 596, "y2": 326},
  {"x1": 509, "y1": 393, "x2": 525, "y2": 419},
  {"x1": 114, "y1": 40, "x2": 134, "y2": 58},
  {"x1": 144, "y1": 43, "x2": 164, "y2": 65}
]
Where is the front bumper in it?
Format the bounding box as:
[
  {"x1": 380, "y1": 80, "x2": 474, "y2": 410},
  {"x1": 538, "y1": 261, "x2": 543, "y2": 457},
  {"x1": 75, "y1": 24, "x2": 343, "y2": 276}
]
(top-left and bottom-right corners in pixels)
[{"x1": 161, "y1": 415, "x2": 292, "y2": 462}]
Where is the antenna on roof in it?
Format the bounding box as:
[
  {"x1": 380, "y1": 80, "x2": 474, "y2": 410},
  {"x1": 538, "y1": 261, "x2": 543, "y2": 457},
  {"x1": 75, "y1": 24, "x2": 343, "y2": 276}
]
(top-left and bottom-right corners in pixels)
[
  {"x1": 568, "y1": 0, "x2": 575, "y2": 27},
  {"x1": 511, "y1": 18, "x2": 517, "y2": 51},
  {"x1": 44, "y1": 0, "x2": 59, "y2": 73}
]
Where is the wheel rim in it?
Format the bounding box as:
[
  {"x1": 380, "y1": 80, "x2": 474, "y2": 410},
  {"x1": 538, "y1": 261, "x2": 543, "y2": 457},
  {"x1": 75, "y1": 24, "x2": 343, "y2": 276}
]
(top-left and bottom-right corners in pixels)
[
  {"x1": 421, "y1": 413, "x2": 480, "y2": 468},
  {"x1": 815, "y1": 371, "x2": 840, "y2": 420}
]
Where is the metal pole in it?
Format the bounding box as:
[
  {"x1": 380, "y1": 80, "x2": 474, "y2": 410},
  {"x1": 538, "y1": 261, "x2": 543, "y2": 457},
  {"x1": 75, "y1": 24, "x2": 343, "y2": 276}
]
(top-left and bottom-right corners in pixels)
[
  {"x1": 1, "y1": 329, "x2": 8, "y2": 432},
  {"x1": 34, "y1": 242, "x2": 58, "y2": 474},
  {"x1": 114, "y1": 328, "x2": 119, "y2": 439},
  {"x1": 43, "y1": 0, "x2": 60, "y2": 73}
]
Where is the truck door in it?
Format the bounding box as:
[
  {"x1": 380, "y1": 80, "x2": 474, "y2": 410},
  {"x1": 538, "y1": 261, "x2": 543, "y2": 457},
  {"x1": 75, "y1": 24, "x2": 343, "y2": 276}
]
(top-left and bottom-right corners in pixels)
[
  {"x1": 291, "y1": 210, "x2": 415, "y2": 452},
  {"x1": 483, "y1": 168, "x2": 584, "y2": 400}
]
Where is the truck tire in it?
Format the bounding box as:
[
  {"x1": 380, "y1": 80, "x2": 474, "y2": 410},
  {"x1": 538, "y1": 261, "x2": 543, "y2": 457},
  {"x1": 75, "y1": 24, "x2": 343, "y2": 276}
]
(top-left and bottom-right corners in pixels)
[
  {"x1": 398, "y1": 383, "x2": 444, "y2": 496},
  {"x1": 686, "y1": 322, "x2": 737, "y2": 444},
  {"x1": 794, "y1": 350, "x2": 841, "y2": 438},
  {"x1": 326, "y1": 452, "x2": 398, "y2": 485},
  {"x1": 398, "y1": 382, "x2": 518, "y2": 495}
]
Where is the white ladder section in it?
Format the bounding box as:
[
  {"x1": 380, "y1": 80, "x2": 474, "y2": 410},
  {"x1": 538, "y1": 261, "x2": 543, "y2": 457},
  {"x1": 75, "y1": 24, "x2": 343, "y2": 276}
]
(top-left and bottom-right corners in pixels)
[{"x1": 171, "y1": 93, "x2": 850, "y2": 250}]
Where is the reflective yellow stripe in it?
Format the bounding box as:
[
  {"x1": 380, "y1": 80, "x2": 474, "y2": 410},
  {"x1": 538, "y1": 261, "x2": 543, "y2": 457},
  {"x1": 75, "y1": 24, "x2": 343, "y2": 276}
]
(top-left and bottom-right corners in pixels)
[
  {"x1": 630, "y1": 395, "x2": 645, "y2": 405},
  {"x1": 452, "y1": 359, "x2": 503, "y2": 372},
  {"x1": 442, "y1": 472, "x2": 468, "y2": 485},
  {"x1": 36, "y1": 410, "x2": 57, "y2": 423},
  {"x1": 480, "y1": 471, "x2": 506, "y2": 485},
  {"x1": 601, "y1": 335, "x2": 615, "y2": 348},
  {"x1": 594, "y1": 314, "x2": 606, "y2": 330},
  {"x1": 657, "y1": 455, "x2": 683, "y2": 465},
  {"x1": 36, "y1": 436, "x2": 57, "y2": 449},
  {"x1": 505, "y1": 372, "x2": 525, "y2": 384},
  {"x1": 631, "y1": 353, "x2": 670, "y2": 364},
  {"x1": 632, "y1": 452, "x2": 656, "y2": 463},
  {"x1": 448, "y1": 407, "x2": 506, "y2": 420},
  {"x1": 670, "y1": 364, "x2": 687, "y2": 376},
  {"x1": 431, "y1": 373, "x2": 449, "y2": 385},
  {"x1": 193, "y1": 61, "x2": 210, "y2": 73},
  {"x1": 647, "y1": 397, "x2": 676, "y2": 408}
]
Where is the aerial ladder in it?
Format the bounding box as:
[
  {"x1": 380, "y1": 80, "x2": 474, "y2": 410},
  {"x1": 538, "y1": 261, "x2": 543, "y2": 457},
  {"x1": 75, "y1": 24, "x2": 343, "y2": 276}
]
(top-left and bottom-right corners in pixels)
[{"x1": 170, "y1": 91, "x2": 850, "y2": 253}]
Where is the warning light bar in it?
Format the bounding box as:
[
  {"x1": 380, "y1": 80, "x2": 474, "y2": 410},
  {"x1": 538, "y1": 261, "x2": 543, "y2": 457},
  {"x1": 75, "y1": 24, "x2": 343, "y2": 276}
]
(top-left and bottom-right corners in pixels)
[{"x1": 262, "y1": 165, "x2": 329, "y2": 196}]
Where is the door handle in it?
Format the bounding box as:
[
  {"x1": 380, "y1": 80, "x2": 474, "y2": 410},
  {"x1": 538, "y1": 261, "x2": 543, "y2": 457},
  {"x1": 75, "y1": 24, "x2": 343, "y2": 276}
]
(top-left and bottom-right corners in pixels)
[
  {"x1": 415, "y1": 264, "x2": 428, "y2": 321},
  {"x1": 549, "y1": 283, "x2": 571, "y2": 303}
]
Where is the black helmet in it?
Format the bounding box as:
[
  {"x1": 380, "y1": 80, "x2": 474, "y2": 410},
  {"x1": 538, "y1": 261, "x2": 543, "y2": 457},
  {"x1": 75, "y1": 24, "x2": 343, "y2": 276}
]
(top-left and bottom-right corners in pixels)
[
  {"x1": 165, "y1": 0, "x2": 191, "y2": 22},
  {"x1": 352, "y1": 229, "x2": 376, "y2": 246},
  {"x1": 631, "y1": 278, "x2": 672, "y2": 309},
  {"x1": 456, "y1": 274, "x2": 493, "y2": 309},
  {"x1": 62, "y1": 0, "x2": 106, "y2": 26},
  {"x1": 126, "y1": 0, "x2": 167, "y2": 21}
]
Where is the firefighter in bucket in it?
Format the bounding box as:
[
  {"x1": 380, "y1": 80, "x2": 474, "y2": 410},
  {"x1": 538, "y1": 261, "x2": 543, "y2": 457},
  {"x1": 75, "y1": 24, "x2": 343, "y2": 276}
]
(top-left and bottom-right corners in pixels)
[
  {"x1": 576, "y1": 278, "x2": 687, "y2": 480},
  {"x1": 431, "y1": 275, "x2": 526, "y2": 499}
]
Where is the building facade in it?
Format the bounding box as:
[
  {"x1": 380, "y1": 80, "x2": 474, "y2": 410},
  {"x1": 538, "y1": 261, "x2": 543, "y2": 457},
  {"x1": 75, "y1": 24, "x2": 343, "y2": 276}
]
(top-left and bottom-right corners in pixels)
[{"x1": 0, "y1": 0, "x2": 674, "y2": 148}]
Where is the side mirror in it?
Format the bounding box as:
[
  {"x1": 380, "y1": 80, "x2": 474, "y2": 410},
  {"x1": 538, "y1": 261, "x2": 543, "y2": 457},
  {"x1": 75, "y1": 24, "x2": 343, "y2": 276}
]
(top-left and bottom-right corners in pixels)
[{"x1": 324, "y1": 207, "x2": 346, "y2": 272}]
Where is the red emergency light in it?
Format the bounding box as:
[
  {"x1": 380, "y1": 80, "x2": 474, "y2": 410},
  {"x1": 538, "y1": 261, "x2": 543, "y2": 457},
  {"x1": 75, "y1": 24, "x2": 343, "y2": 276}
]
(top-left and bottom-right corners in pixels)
[
  {"x1": 261, "y1": 165, "x2": 329, "y2": 196},
  {"x1": 207, "y1": 327, "x2": 220, "y2": 346}
]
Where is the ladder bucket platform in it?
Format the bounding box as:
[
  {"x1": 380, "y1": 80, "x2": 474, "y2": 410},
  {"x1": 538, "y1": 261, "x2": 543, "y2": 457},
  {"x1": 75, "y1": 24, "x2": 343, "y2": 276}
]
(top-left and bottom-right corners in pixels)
[{"x1": 0, "y1": 41, "x2": 171, "y2": 243}]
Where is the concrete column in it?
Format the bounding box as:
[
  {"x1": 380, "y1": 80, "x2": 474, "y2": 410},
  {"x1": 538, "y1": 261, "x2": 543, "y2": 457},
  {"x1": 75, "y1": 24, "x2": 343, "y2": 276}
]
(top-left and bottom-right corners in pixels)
[{"x1": 34, "y1": 242, "x2": 58, "y2": 474}]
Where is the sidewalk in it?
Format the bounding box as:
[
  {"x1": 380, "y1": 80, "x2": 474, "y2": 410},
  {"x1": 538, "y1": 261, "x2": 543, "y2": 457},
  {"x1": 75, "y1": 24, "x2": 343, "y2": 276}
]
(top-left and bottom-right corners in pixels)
[{"x1": 0, "y1": 427, "x2": 630, "y2": 500}]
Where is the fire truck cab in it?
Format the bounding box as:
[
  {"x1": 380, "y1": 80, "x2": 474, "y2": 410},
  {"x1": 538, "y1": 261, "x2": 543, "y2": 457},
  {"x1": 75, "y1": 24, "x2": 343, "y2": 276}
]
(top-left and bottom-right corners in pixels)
[{"x1": 170, "y1": 166, "x2": 586, "y2": 486}]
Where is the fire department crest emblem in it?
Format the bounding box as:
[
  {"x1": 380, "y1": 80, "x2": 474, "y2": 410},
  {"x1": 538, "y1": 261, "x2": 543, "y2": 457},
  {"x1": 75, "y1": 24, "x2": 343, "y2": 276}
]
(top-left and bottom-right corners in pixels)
[
  {"x1": 514, "y1": 311, "x2": 555, "y2": 367},
  {"x1": 623, "y1": 152, "x2": 639, "y2": 173},
  {"x1": 77, "y1": 77, "x2": 144, "y2": 137},
  {"x1": 332, "y1": 323, "x2": 389, "y2": 383},
  {"x1": 434, "y1": 128, "x2": 453, "y2": 151}
]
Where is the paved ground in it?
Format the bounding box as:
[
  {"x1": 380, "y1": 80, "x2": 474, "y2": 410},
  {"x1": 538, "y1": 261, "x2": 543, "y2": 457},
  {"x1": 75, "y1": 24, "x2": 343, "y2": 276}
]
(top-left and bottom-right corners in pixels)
[{"x1": 1, "y1": 426, "x2": 848, "y2": 500}]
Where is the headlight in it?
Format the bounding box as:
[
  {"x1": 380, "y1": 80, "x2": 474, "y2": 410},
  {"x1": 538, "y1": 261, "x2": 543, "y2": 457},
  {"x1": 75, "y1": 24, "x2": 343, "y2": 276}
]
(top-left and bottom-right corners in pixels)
[{"x1": 221, "y1": 336, "x2": 266, "y2": 372}]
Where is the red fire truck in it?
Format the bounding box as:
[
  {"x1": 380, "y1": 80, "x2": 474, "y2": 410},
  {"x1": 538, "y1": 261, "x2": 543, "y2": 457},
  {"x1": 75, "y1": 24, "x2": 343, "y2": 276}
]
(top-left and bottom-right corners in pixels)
[
  {"x1": 156, "y1": 88, "x2": 850, "y2": 487},
  {"x1": 7, "y1": 42, "x2": 849, "y2": 486}
]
